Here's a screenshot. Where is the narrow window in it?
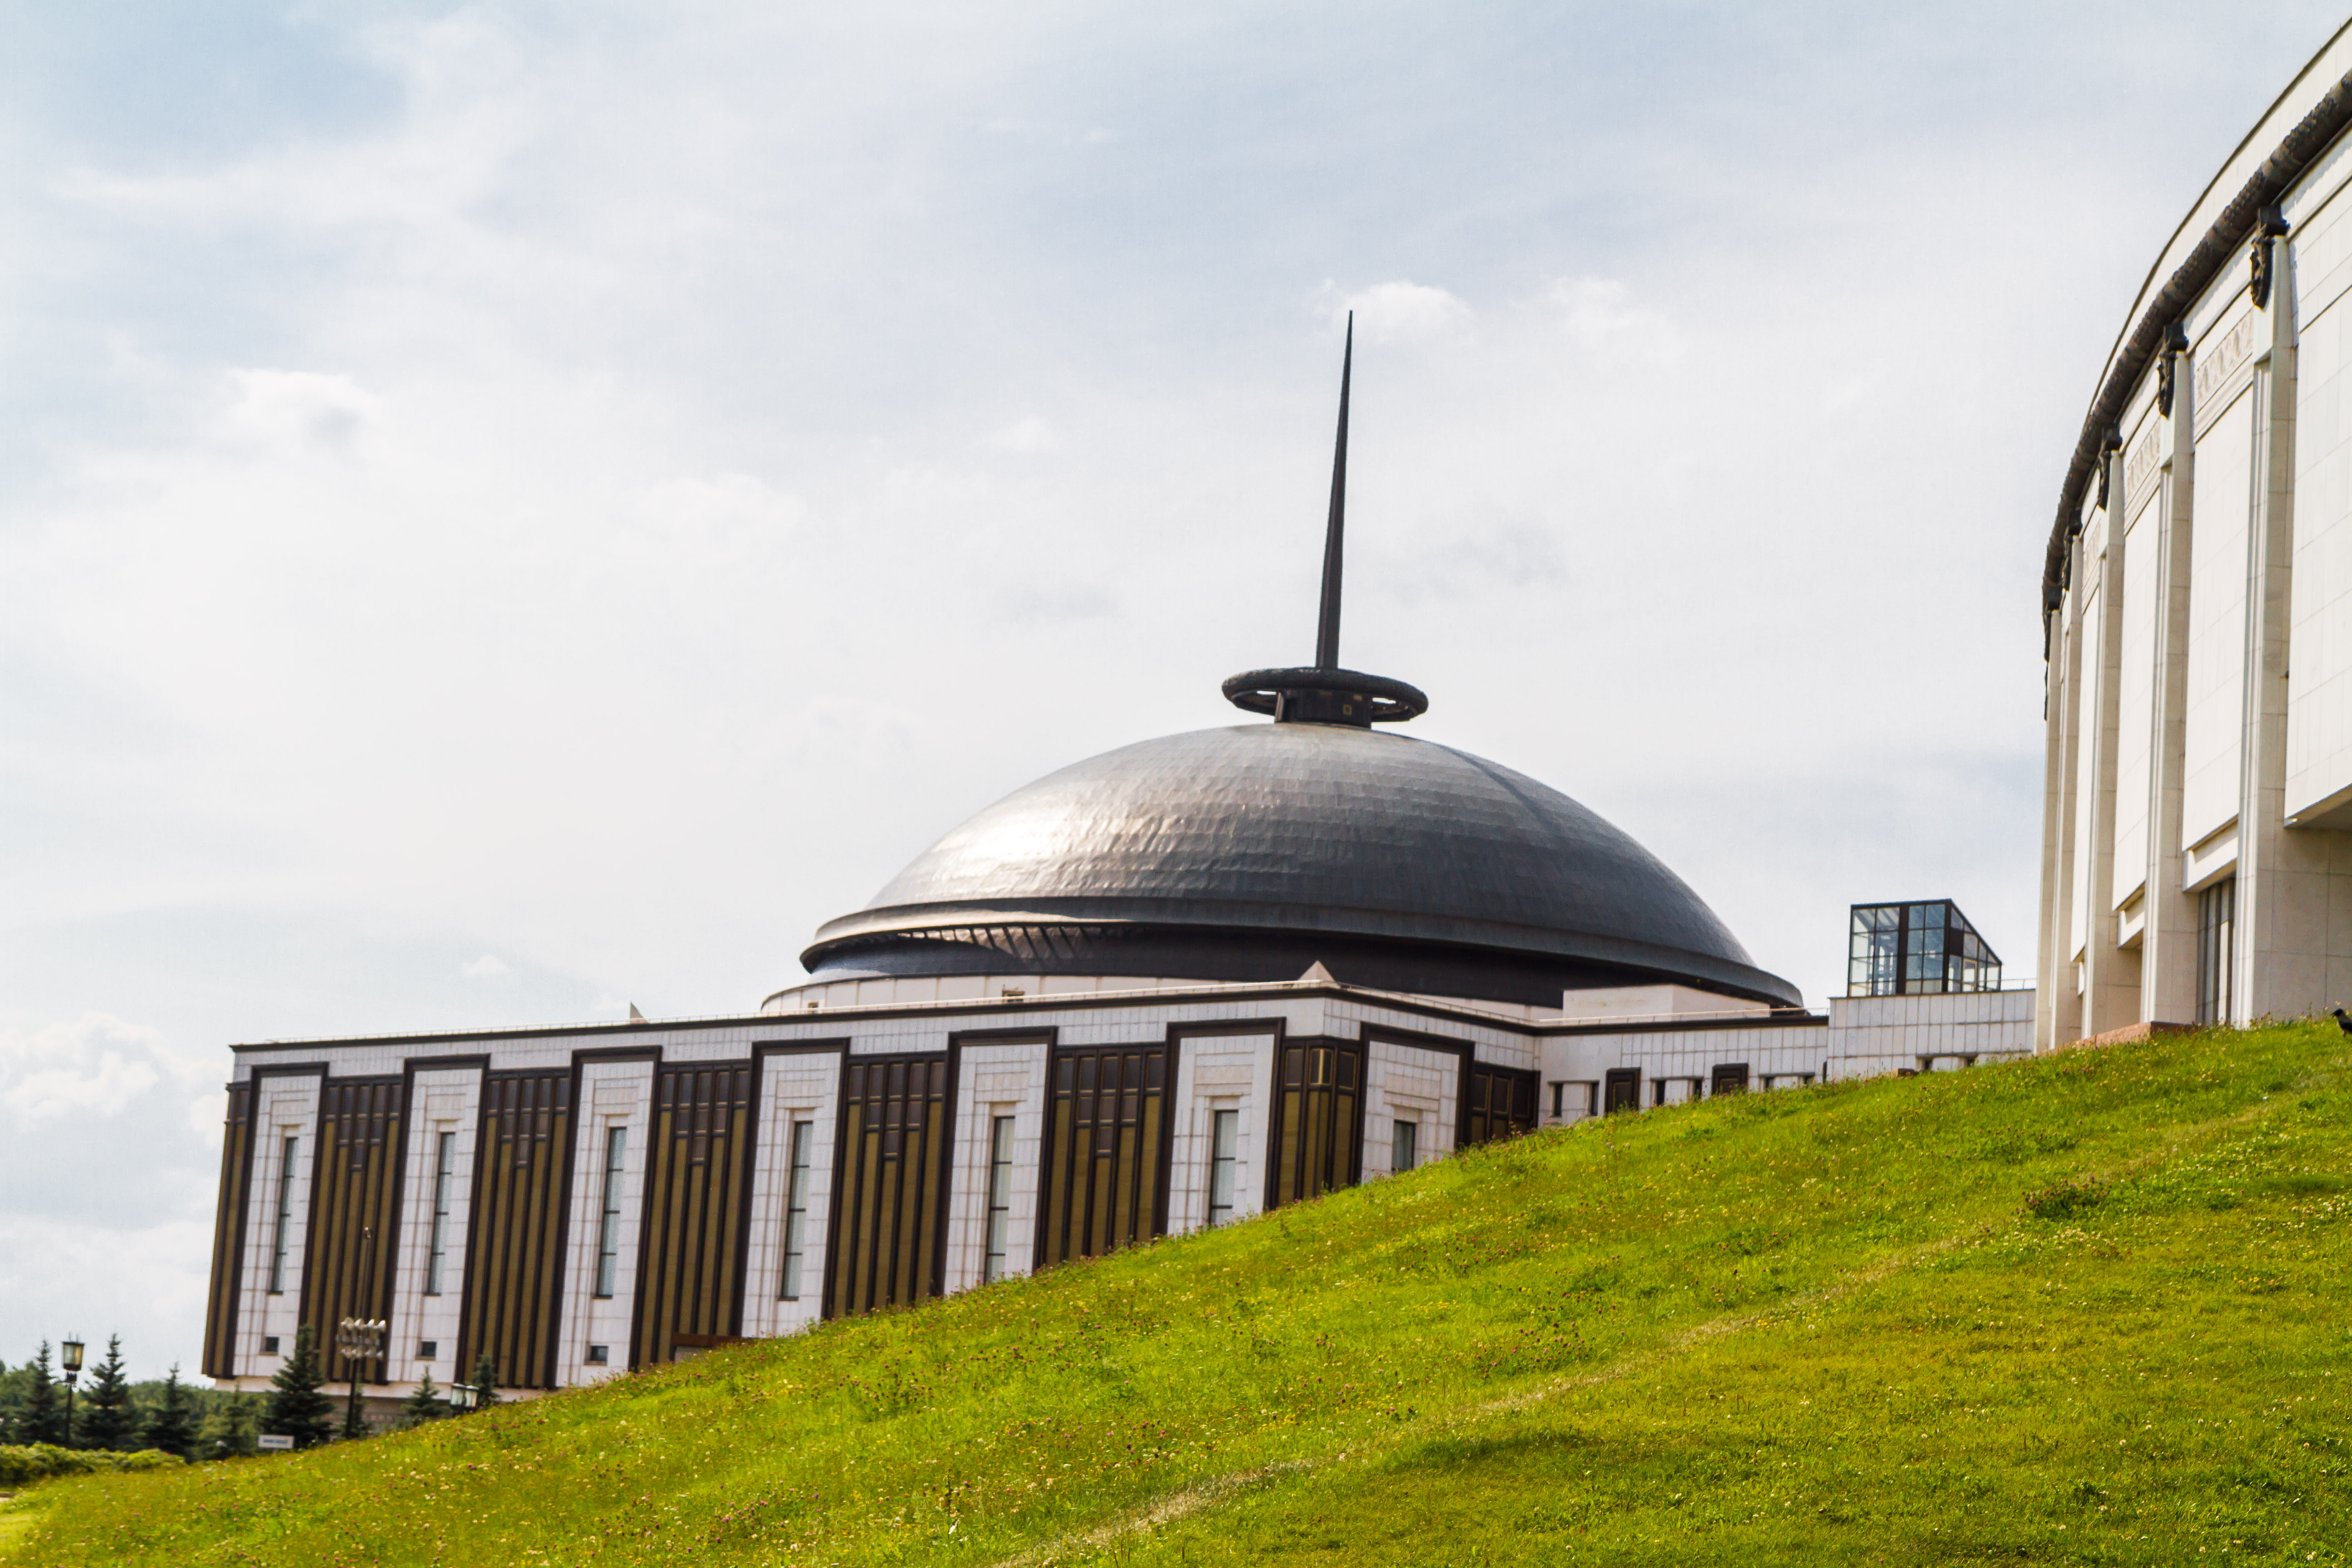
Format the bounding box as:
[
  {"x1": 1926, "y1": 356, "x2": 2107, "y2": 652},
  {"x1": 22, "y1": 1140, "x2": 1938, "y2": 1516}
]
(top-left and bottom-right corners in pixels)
[
  {"x1": 1392, "y1": 1118, "x2": 1417, "y2": 1173},
  {"x1": 268, "y1": 1135, "x2": 298, "y2": 1294},
  {"x1": 417, "y1": 1340, "x2": 437, "y2": 1361},
  {"x1": 586, "y1": 1344, "x2": 609, "y2": 1365},
  {"x1": 2196, "y1": 878, "x2": 2236, "y2": 1025},
  {"x1": 1206, "y1": 1108, "x2": 1240, "y2": 1226},
  {"x1": 424, "y1": 1131, "x2": 456, "y2": 1296},
  {"x1": 779, "y1": 1119, "x2": 814, "y2": 1300},
  {"x1": 982, "y1": 1114, "x2": 1017, "y2": 1282},
  {"x1": 593, "y1": 1125, "x2": 628, "y2": 1298}
]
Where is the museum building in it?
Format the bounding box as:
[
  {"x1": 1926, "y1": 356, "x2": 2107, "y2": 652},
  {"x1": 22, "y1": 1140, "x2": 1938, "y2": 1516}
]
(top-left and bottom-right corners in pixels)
[
  {"x1": 2039, "y1": 22, "x2": 2352, "y2": 1045},
  {"x1": 201, "y1": 326, "x2": 2030, "y2": 1416}
]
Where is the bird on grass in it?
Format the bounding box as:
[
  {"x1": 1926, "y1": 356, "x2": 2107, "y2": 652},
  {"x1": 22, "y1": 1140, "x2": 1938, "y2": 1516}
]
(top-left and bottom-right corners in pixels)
[{"x1": 2333, "y1": 1007, "x2": 2352, "y2": 1035}]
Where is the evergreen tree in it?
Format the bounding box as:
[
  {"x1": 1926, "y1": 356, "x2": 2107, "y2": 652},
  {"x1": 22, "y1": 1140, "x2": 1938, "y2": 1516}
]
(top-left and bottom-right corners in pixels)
[
  {"x1": 20, "y1": 1343, "x2": 66, "y2": 1446},
  {"x1": 400, "y1": 1371, "x2": 450, "y2": 1428},
  {"x1": 467, "y1": 1351, "x2": 500, "y2": 1411},
  {"x1": 76, "y1": 1335, "x2": 140, "y2": 1451},
  {"x1": 144, "y1": 1366, "x2": 199, "y2": 1460},
  {"x1": 196, "y1": 1392, "x2": 259, "y2": 1459},
  {"x1": 264, "y1": 1324, "x2": 335, "y2": 1450}
]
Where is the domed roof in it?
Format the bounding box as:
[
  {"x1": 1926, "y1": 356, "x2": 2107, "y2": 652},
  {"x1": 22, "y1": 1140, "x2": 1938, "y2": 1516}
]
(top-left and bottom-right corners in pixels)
[{"x1": 800, "y1": 722, "x2": 1799, "y2": 1008}]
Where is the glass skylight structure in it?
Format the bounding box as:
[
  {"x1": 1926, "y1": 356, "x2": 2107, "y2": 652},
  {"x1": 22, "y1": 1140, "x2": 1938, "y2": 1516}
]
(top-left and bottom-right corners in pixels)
[{"x1": 1847, "y1": 901, "x2": 2002, "y2": 997}]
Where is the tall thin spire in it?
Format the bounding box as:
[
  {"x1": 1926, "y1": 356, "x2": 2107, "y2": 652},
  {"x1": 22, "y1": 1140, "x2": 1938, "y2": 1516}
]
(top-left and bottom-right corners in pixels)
[
  {"x1": 1314, "y1": 313, "x2": 1352, "y2": 671},
  {"x1": 1221, "y1": 315, "x2": 1426, "y2": 727}
]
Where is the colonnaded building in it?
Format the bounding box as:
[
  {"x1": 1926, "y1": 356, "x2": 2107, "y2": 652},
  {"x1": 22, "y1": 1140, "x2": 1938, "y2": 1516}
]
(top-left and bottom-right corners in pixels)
[
  {"x1": 2040, "y1": 24, "x2": 2352, "y2": 1046},
  {"x1": 201, "y1": 325, "x2": 2032, "y2": 1419}
]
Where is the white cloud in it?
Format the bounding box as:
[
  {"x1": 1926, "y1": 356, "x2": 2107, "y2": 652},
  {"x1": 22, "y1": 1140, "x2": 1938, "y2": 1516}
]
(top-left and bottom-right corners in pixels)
[
  {"x1": 462, "y1": 953, "x2": 510, "y2": 978},
  {"x1": 215, "y1": 369, "x2": 382, "y2": 456},
  {"x1": 985, "y1": 415, "x2": 1061, "y2": 454},
  {"x1": 1327, "y1": 279, "x2": 1472, "y2": 344},
  {"x1": 0, "y1": 1013, "x2": 193, "y2": 1124},
  {"x1": 1545, "y1": 276, "x2": 1661, "y2": 347}
]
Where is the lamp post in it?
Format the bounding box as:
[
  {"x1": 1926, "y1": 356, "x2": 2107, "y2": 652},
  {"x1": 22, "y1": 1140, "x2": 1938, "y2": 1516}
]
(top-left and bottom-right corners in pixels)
[
  {"x1": 447, "y1": 1380, "x2": 477, "y2": 1412},
  {"x1": 59, "y1": 1337, "x2": 84, "y2": 1447},
  {"x1": 333, "y1": 1318, "x2": 387, "y2": 1439}
]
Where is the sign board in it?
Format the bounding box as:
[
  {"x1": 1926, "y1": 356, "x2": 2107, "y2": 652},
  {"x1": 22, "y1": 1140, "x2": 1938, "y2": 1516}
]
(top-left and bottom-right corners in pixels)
[{"x1": 257, "y1": 1434, "x2": 295, "y2": 1452}]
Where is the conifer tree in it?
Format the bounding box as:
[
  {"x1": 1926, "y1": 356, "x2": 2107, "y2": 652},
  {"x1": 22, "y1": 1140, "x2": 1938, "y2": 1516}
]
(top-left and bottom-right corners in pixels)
[
  {"x1": 196, "y1": 1392, "x2": 259, "y2": 1459},
  {"x1": 21, "y1": 1343, "x2": 66, "y2": 1446},
  {"x1": 144, "y1": 1366, "x2": 199, "y2": 1459},
  {"x1": 467, "y1": 1350, "x2": 500, "y2": 1411},
  {"x1": 264, "y1": 1324, "x2": 335, "y2": 1449},
  {"x1": 400, "y1": 1371, "x2": 450, "y2": 1428},
  {"x1": 77, "y1": 1335, "x2": 140, "y2": 1451}
]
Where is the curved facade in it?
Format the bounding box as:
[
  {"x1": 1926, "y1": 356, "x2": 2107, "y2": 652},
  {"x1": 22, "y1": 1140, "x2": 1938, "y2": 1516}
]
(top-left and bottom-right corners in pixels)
[
  {"x1": 2039, "y1": 21, "x2": 2352, "y2": 1044},
  {"x1": 799, "y1": 723, "x2": 1796, "y2": 1009}
]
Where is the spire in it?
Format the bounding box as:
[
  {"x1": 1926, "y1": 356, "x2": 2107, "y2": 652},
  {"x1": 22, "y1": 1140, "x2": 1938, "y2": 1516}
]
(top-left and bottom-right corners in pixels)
[
  {"x1": 1315, "y1": 314, "x2": 1352, "y2": 671},
  {"x1": 1221, "y1": 318, "x2": 1427, "y2": 728}
]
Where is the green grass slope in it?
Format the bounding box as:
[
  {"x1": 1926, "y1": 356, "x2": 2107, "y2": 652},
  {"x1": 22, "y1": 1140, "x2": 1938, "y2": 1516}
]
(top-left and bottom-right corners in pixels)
[{"x1": 6, "y1": 1024, "x2": 2350, "y2": 1566}]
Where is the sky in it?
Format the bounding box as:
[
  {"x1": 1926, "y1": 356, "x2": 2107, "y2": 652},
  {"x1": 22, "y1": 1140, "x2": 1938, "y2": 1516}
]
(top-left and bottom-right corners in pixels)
[{"x1": 5, "y1": 0, "x2": 2349, "y2": 1380}]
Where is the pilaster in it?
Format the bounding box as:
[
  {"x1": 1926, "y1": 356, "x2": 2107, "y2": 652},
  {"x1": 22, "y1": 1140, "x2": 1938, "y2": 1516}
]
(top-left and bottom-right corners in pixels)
[
  {"x1": 2143, "y1": 350, "x2": 2201, "y2": 1026},
  {"x1": 2081, "y1": 487, "x2": 2141, "y2": 1036}
]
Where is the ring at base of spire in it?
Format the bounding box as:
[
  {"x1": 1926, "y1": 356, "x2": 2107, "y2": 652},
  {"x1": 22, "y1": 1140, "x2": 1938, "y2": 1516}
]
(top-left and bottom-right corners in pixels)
[{"x1": 1222, "y1": 667, "x2": 1428, "y2": 727}]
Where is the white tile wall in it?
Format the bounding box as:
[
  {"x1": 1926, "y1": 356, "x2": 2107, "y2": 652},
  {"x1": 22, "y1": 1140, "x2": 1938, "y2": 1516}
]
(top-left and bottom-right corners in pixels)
[
  {"x1": 740, "y1": 1049, "x2": 845, "y2": 1338},
  {"x1": 940, "y1": 1040, "x2": 1051, "y2": 1293},
  {"x1": 235, "y1": 1074, "x2": 322, "y2": 1382},
  {"x1": 383, "y1": 1067, "x2": 483, "y2": 1389},
  {"x1": 2290, "y1": 284, "x2": 2352, "y2": 819},
  {"x1": 2112, "y1": 486, "x2": 2159, "y2": 906},
  {"x1": 2183, "y1": 387, "x2": 2254, "y2": 849},
  {"x1": 1166, "y1": 1031, "x2": 1275, "y2": 1235},
  {"x1": 552, "y1": 1059, "x2": 656, "y2": 1386},
  {"x1": 1361, "y1": 1039, "x2": 1460, "y2": 1179}
]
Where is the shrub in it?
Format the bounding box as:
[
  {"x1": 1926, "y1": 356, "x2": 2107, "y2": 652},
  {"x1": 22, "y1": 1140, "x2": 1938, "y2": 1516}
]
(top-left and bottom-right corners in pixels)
[
  {"x1": 0, "y1": 1443, "x2": 183, "y2": 1490},
  {"x1": 2024, "y1": 1176, "x2": 2107, "y2": 1220}
]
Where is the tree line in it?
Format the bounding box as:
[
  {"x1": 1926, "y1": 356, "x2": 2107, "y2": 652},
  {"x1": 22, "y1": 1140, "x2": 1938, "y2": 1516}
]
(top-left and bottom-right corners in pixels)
[{"x1": 0, "y1": 1329, "x2": 505, "y2": 1458}]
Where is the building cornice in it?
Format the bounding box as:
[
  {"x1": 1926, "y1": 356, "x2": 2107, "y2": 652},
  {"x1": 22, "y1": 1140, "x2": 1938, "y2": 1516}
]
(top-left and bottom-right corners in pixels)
[{"x1": 2045, "y1": 22, "x2": 2352, "y2": 629}]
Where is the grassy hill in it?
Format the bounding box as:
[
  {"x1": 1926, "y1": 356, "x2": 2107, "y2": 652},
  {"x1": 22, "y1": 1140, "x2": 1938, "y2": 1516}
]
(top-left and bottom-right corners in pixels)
[{"x1": 4, "y1": 1022, "x2": 2349, "y2": 1566}]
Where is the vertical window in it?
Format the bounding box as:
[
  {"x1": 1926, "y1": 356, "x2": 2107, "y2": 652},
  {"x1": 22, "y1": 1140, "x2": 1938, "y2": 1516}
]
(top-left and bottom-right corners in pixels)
[
  {"x1": 1206, "y1": 1108, "x2": 1240, "y2": 1226},
  {"x1": 593, "y1": 1125, "x2": 628, "y2": 1299},
  {"x1": 779, "y1": 1119, "x2": 813, "y2": 1300},
  {"x1": 1392, "y1": 1118, "x2": 1417, "y2": 1173},
  {"x1": 424, "y1": 1131, "x2": 456, "y2": 1296},
  {"x1": 982, "y1": 1114, "x2": 1017, "y2": 1283},
  {"x1": 2197, "y1": 878, "x2": 2236, "y2": 1026},
  {"x1": 268, "y1": 1135, "x2": 298, "y2": 1294}
]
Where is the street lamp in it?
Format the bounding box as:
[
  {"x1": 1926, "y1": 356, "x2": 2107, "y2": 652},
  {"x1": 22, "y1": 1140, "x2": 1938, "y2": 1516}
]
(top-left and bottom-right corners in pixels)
[
  {"x1": 333, "y1": 1318, "x2": 387, "y2": 1438},
  {"x1": 447, "y1": 1380, "x2": 477, "y2": 1412},
  {"x1": 59, "y1": 1337, "x2": 84, "y2": 1446}
]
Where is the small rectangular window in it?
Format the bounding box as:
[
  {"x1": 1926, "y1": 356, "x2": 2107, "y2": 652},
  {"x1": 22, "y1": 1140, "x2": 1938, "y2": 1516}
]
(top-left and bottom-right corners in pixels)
[
  {"x1": 1206, "y1": 1108, "x2": 1240, "y2": 1226},
  {"x1": 268, "y1": 1135, "x2": 298, "y2": 1294},
  {"x1": 586, "y1": 1344, "x2": 609, "y2": 1365},
  {"x1": 593, "y1": 1125, "x2": 628, "y2": 1298},
  {"x1": 261, "y1": 1335, "x2": 280, "y2": 1355},
  {"x1": 779, "y1": 1119, "x2": 814, "y2": 1300},
  {"x1": 417, "y1": 1340, "x2": 437, "y2": 1361},
  {"x1": 982, "y1": 1114, "x2": 1017, "y2": 1283},
  {"x1": 424, "y1": 1130, "x2": 456, "y2": 1296},
  {"x1": 1392, "y1": 1118, "x2": 1417, "y2": 1173}
]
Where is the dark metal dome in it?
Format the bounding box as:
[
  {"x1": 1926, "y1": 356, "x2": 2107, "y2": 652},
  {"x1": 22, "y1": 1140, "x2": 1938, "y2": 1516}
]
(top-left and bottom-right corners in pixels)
[{"x1": 799, "y1": 723, "x2": 1800, "y2": 1009}]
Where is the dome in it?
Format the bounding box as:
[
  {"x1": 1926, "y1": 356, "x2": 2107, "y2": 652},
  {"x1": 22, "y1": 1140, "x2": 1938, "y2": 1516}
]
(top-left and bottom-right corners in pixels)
[{"x1": 799, "y1": 722, "x2": 1800, "y2": 1009}]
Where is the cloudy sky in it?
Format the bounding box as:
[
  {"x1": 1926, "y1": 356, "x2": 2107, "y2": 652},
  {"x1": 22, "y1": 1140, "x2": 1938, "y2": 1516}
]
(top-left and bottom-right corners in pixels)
[{"x1": 5, "y1": 0, "x2": 2348, "y2": 1377}]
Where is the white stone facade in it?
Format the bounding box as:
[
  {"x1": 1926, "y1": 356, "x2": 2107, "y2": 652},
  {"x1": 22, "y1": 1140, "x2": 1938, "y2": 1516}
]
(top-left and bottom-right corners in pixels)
[{"x1": 2039, "y1": 28, "x2": 2352, "y2": 1044}]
